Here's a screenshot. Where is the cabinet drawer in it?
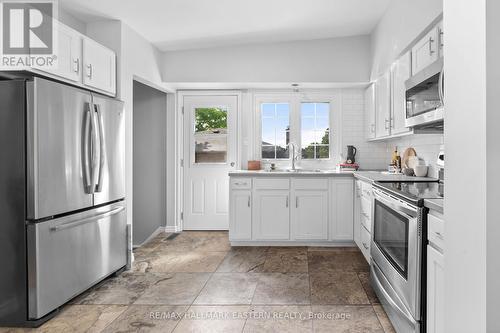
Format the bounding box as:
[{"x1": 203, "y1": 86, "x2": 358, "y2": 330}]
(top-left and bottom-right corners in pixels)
[
  {"x1": 428, "y1": 213, "x2": 444, "y2": 252},
  {"x1": 292, "y1": 178, "x2": 329, "y2": 190},
  {"x1": 254, "y1": 178, "x2": 290, "y2": 190},
  {"x1": 230, "y1": 177, "x2": 252, "y2": 190},
  {"x1": 360, "y1": 226, "x2": 371, "y2": 263}
]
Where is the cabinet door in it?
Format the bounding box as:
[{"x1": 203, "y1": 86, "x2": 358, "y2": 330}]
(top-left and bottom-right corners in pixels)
[
  {"x1": 353, "y1": 181, "x2": 362, "y2": 249},
  {"x1": 292, "y1": 190, "x2": 328, "y2": 240},
  {"x1": 411, "y1": 28, "x2": 439, "y2": 75},
  {"x1": 391, "y1": 51, "x2": 411, "y2": 135},
  {"x1": 253, "y1": 190, "x2": 290, "y2": 240},
  {"x1": 229, "y1": 190, "x2": 252, "y2": 240},
  {"x1": 364, "y1": 84, "x2": 376, "y2": 139},
  {"x1": 330, "y1": 178, "x2": 354, "y2": 241},
  {"x1": 375, "y1": 71, "x2": 391, "y2": 138},
  {"x1": 83, "y1": 38, "x2": 116, "y2": 95},
  {"x1": 35, "y1": 22, "x2": 82, "y2": 82},
  {"x1": 427, "y1": 245, "x2": 445, "y2": 333}
]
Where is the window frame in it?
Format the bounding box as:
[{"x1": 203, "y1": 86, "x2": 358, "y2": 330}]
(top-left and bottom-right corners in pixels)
[{"x1": 254, "y1": 91, "x2": 342, "y2": 167}]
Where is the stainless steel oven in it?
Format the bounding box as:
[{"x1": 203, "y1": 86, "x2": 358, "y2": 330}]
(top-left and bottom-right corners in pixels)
[
  {"x1": 405, "y1": 58, "x2": 444, "y2": 129},
  {"x1": 370, "y1": 187, "x2": 423, "y2": 333}
]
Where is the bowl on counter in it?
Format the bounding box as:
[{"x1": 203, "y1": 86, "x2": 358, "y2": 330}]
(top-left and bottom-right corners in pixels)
[{"x1": 414, "y1": 165, "x2": 428, "y2": 177}]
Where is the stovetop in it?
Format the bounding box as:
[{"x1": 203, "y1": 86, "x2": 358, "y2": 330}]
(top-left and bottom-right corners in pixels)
[{"x1": 374, "y1": 181, "x2": 444, "y2": 206}]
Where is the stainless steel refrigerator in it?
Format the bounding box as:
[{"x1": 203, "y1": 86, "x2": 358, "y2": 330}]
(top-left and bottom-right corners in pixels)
[{"x1": 0, "y1": 77, "x2": 127, "y2": 327}]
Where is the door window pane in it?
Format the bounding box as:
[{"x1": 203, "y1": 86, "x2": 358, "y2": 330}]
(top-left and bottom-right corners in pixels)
[
  {"x1": 300, "y1": 102, "x2": 330, "y2": 159},
  {"x1": 261, "y1": 103, "x2": 290, "y2": 159},
  {"x1": 194, "y1": 107, "x2": 228, "y2": 163}
]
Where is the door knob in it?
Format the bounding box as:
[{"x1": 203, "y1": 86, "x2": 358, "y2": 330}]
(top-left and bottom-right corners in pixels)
[{"x1": 230, "y1": 162, "x2": 235, "y2": 167}]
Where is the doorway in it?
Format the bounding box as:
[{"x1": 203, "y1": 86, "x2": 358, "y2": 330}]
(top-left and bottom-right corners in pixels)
[
  {"x1": 133, "y1": 80, "x2": 168, "y2": 246},
  {"x1": 181, "y1": 93, "x2": 239, "y2": 230}
]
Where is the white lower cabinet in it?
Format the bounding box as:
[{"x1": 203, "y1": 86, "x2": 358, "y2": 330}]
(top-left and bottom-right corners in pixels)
[
  {"x1": 427, "y1": 244, "x2": 444, "y2": 333},
  {"x1": 253, "y1": 189, "x2": 290, "y2": 240},
  {"x1": 229, "y1": 190, "x2": 252, "y2": 240},
  {"x1": 292, "y1": 190, "x2": 328, "y2": 240},
  {"x1": 229, "y1": 175, "x2": 354, "y2": 244},
  {"x1": 353, "y1": 178, "x2": 373, "y2": 262},
  {"x1": 330, "y1": 178, "x2": 354, "y2": 241},
  {"x1": 353, "y1": 181, "x2": 362, "y2": 249},
  {"x1": 360, "y1": 225, "x2": 371, "y2": 262}
]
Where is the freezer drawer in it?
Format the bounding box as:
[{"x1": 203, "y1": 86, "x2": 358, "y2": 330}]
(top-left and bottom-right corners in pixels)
[{"x1": 27, "y1": 202, "x2": 127, "y2": 319}]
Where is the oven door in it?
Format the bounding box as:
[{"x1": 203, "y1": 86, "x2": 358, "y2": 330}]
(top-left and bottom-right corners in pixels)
[{"x1": 371, "y1": 188, "x2": 422, "y2": 321}]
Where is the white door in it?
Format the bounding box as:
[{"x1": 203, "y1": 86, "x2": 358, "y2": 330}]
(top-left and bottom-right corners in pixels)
[
  {"x1": 292, "y1": 190, "x2": 328, "y2": 240},
  {"x1": 83, "y1": 38, "x2": 116, "y2": 95},
  {"x1": 391, "y1": 51, "x2": 411, "y2": 135},
  {"x1": 183, "y1": 95, "x2": 238, "y2": 230},
  {"x1": 375, "y1": 71, "x2": 391, "y2": 138},
  {"x1": 253, "y1": 190, "x2": 290, "y2": 240}
]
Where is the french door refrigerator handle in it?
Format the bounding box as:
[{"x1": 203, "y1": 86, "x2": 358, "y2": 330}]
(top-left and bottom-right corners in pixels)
[
  {"x1": 89, "y1": 102, "x2": 99, "y2": 193},
  {"x1": 83, "y1": 103, "x2": 92, "y2": 193},
  {"x1": 95, "y1": 104, "x2": 105, "y2": 192}
]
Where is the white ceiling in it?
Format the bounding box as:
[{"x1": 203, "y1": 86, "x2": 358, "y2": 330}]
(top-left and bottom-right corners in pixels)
[{"x1": 59, "y1": 0, "x2": 391, "y2": 51}]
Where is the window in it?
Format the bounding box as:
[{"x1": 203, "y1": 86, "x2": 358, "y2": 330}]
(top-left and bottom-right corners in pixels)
[
  {"x1": 301, "y1": 102, "x2": 330, "y2": 159},
  {"x1": 261, "y1": 103, "x2": 290, "y2": 159},
  {"x1": 194, "y1": 107, "x2": 228, "y2": 163}
]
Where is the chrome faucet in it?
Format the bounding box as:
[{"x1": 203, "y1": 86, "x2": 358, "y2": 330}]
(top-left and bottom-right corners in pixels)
[{"x1": 288, "y1": 142, "x2": 298, "y2": 170}]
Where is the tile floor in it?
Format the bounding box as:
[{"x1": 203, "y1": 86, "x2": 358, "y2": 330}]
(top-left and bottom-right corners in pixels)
[{"x1": 0, "y1": 231, "x2": 396, "y2": 333}]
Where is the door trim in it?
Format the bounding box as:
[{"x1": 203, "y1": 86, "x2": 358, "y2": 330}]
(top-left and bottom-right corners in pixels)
[{"x1": 175, "y1": 90, "x2": 242, "y2": 231}]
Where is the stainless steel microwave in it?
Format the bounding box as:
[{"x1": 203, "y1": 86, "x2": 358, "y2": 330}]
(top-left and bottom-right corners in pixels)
[{"x1": 405, "y1": 58, "x2": 444, "y2": 129}]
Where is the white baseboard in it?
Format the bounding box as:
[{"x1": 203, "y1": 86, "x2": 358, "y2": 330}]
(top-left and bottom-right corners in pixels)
[
  {"x1": 164, "y1": 225, "x2": 180, "y2": 233},
  {"x1": 229, "y1": 240, "x2": 356, "y2": 247},
  {"x1": 134, "y1": 226, "x2": 165, "y2": 248}
]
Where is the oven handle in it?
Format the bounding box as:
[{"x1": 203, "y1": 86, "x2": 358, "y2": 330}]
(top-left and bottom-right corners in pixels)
[
  {"x1": 373, "y1": 190, "x2": 418, "y2": 219},
  {"x1": 372, "y1": 263, "x2": 417, "y2": 325}
]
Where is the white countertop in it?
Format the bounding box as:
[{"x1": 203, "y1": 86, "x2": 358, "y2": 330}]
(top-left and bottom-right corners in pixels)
[{"x1": 229, "y1": 169, "x2": 438, "y2": 182}]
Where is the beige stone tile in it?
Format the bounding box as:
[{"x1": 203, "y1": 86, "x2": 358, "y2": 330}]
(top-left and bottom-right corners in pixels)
[
  {"x1": 243, "y1": 305, "x2": 313, "y2": 333},
  {"x1": 173, "y1": 305, "x2": 249, "y2": 333},
  {"x1": 357, "y1": 272, "x2": 379, "y2": 304},
  {"x1": 252, "y1": 273, "x2": 310, "y2": 305},
  {"x1": 310, "y1": 272, "x2": 370, "y2": 305},
  {"x1": 216, "y1": 247, "x2": 268, "y2": 273},
  {"x1": 373, "y1": 305, "x2": 396, "y2": 333},
  {"x1": 194, "y1": 273, "x2": 259, "y2": 305},
  {"x1": 311, "y1": 305, "x2": 384, "y2": 333},
  {"x1": 134, "y1": 273, "x2": 211, "y2": 305},
  {"x1": 146, "y1": 250, "x2": 227, "y2": 273},
  {"x1": 162, "y1": 231, "x2": 231, "y2": 252},
  {"x1": 73, "y1": 273, "x2": 159, "y2": 305},
  {"x1": 261, "y1": 247, "x2": 308, "y2": 273},
  {"x1": 102, "y1": 305, "x2": 187, "y2": 333},
  {"x1": 33, "y1": 305, "x2": 126, "y2": 333},
  {"x1": 308, "y1": 250, "x2": 369, "y2": 273}
]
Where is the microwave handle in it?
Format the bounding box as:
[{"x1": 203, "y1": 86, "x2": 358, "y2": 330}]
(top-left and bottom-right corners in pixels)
[{"x1": 438, "y1": 70, "x2": 444, "y2": 105}]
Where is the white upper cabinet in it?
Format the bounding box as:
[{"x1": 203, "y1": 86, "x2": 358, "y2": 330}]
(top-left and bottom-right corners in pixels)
[
  {"x1": 375, "y1": 71, "x2": 391, "y2": 138},
  {"x1": 364, "y1": 84, "x2": 376, "y2": 140},
  {"x1": 42, "y1": 22, "x2": 82, "y2": 82},
  {"x1": 391, "y1": 51, "x2": 412, "y2": 135},
  {"x1": 411, "y1": 27, "x2": 439, "y2": 75},
  {"x1": 83, "y1": 38, "x2": 116, "y2": 95}
]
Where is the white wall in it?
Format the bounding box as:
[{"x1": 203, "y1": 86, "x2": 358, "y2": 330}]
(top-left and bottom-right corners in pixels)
[
  {"x1": 163, "y1": 36, "x2": 371, "y2": 83},
  {"x1": 370, "y1": 0, "x2": 443, "y2": 79},
  {"x1": 58, "y1": 7, "x2": 86, "y2": 34},
  {"x1": 444, "y1": 0, "x2": 488, "y2": 332},
  {"x1": 239, "y1": 89, "x2": 390, "y2": 171}
]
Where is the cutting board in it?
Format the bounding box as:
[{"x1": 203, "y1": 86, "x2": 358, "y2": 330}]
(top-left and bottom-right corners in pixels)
[{"x1": 402, "y1": 148, "x2": 417, "y2": 169}]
